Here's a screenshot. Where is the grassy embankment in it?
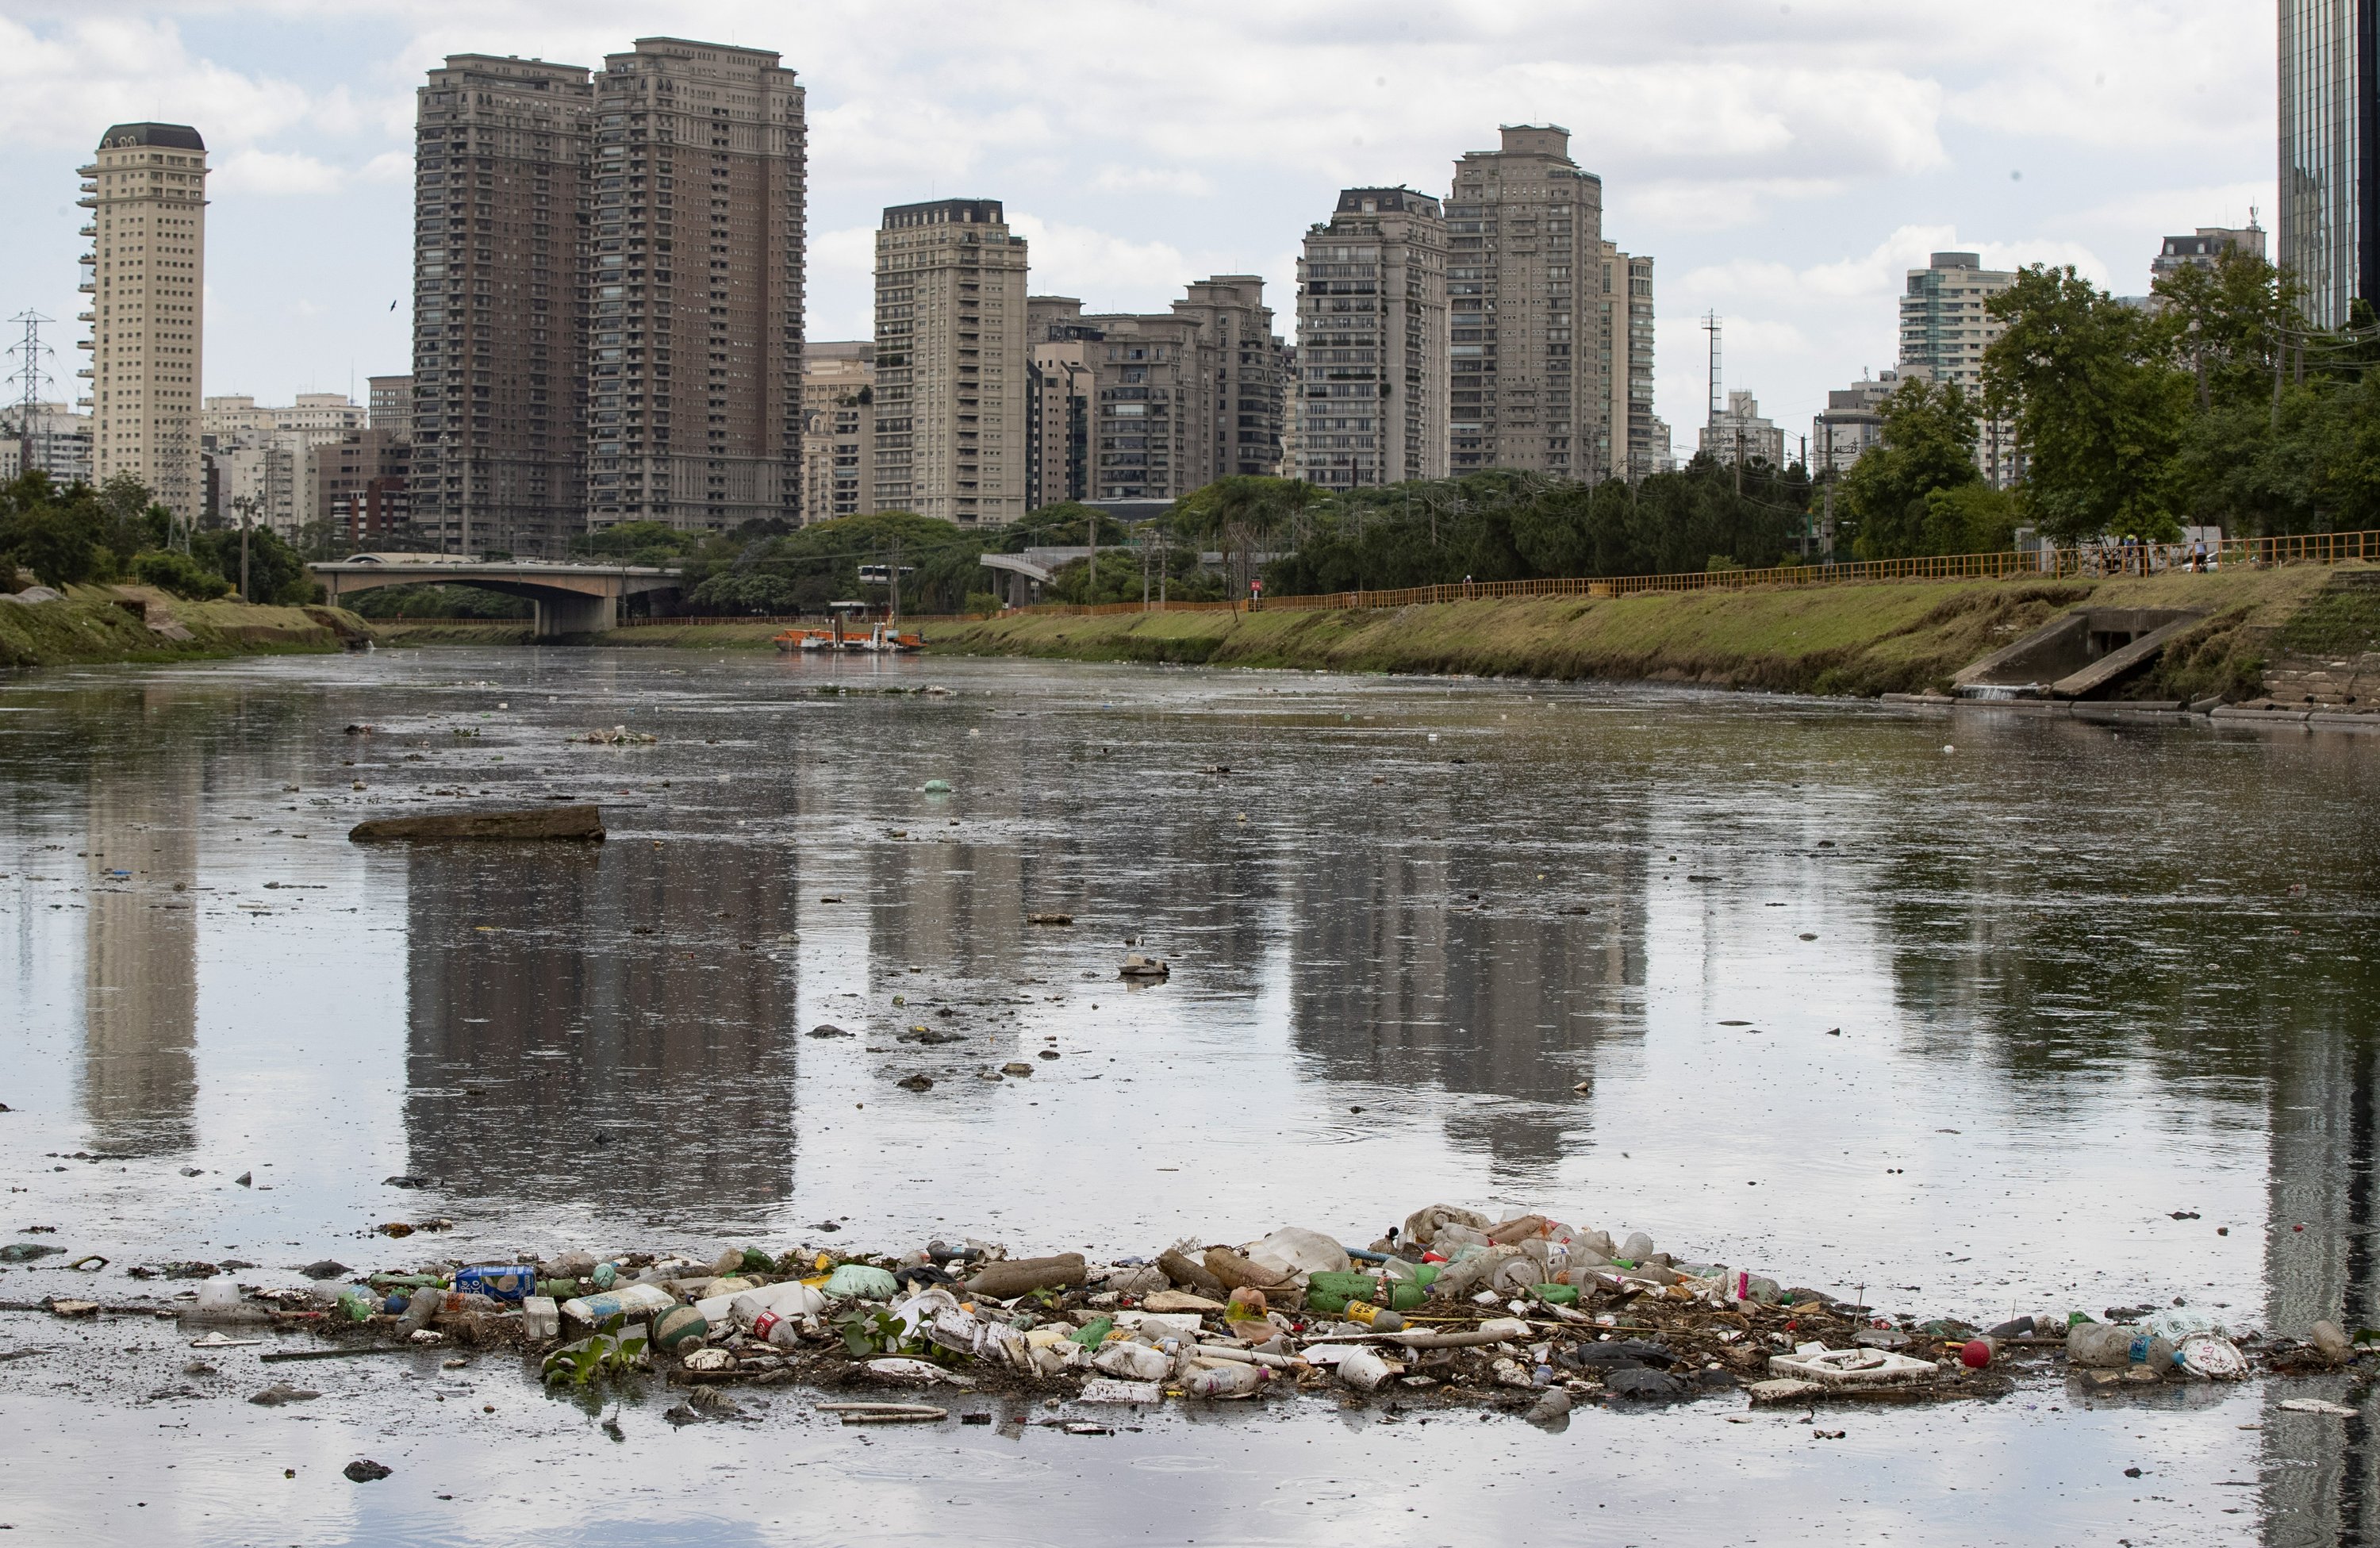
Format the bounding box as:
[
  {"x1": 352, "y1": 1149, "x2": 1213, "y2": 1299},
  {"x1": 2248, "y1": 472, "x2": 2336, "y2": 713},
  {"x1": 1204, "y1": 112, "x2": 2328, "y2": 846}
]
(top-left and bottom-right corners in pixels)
[
  {"x1": 919, "y1": 563, "x2": 2351, "y2": 698},
  {"x1": 0, "y1": 585, "x2": 371, "y2": 670}
]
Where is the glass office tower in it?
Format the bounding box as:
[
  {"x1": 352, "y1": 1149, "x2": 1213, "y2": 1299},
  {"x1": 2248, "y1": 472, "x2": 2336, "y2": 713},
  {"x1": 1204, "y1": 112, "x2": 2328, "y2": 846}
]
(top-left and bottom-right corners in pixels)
[{"x1": 2279, "y1": 0, "x2": 2378, "y2": 328}]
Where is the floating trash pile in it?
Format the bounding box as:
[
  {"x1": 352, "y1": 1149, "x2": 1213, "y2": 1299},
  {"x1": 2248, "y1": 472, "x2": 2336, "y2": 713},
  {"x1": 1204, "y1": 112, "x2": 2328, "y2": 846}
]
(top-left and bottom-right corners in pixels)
[{"x1": 52, "y1": 1204, "x2": 2332, "y2": 1423}]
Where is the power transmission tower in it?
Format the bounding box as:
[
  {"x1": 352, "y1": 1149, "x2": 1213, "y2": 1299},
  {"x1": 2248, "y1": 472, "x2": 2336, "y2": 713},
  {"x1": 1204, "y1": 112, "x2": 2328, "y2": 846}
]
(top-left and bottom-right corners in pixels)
[{"x1": 5, "y1": 310, "x2": 54, "y2": 481}]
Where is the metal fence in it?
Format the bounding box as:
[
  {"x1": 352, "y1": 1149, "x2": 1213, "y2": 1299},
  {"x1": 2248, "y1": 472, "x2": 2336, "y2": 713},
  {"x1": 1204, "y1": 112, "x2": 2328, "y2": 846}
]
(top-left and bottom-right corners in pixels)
[{"x1": 1009, "y1": 529, "x2": 2380, "y2": 619}]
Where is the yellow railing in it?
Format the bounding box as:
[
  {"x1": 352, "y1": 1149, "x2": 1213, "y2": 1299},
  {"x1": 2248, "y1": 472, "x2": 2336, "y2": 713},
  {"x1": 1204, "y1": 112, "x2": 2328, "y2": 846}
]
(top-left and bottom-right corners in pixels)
[{"x1": 1012, "y1": 530, "x2": 2380, "y2": 618}]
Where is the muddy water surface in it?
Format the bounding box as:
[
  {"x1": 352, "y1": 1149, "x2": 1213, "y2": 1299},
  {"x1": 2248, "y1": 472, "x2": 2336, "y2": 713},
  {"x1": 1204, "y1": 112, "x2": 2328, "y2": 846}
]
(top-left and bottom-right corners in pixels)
[{"x1": 1, "y1": 648, "x2": 2374, "y2": 1545}]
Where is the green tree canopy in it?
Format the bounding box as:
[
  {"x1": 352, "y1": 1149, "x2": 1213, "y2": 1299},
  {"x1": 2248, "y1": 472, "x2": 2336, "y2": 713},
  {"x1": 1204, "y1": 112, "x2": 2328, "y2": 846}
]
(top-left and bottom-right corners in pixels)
[
  {"x1": 1983, "y1": 264, "x2": 2191, "y2": 544},
  {"x1": 1837, "y1": 376, "x2": 1990, "y2": 557}
]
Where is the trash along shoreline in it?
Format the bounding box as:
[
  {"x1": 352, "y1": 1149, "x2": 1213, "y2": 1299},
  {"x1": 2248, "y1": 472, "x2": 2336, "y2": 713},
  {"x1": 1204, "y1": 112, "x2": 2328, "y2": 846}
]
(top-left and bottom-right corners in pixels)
[{"x1": 36, "y1": 1204, "x2": 2344, "y2": 1429}]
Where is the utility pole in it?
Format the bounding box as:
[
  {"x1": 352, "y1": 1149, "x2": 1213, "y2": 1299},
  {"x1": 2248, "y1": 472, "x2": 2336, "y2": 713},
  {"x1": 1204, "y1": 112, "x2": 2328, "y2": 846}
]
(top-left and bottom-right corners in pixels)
[
  {"x1": 5, "y1": 311, "x2": 53, "y2": 483},
  {"x1": 232, "y1": 494, "x2": 256, "y2": 601},
  {"x1": 889, "y1": 536, "x2": 901, "y2": 623}
]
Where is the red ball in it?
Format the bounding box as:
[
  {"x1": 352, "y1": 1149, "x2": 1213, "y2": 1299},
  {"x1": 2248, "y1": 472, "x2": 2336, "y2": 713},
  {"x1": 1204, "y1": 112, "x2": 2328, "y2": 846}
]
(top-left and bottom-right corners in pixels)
[{"x1": 1960, "y1": 1339, "x2": 1993, "y2": 1369}]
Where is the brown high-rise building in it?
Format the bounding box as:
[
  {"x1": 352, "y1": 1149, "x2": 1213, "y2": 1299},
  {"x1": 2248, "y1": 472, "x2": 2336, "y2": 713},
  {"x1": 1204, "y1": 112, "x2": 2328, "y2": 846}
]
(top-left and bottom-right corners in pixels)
[
  {"x1": 1026, "y1": 298, "x2": 1098, "y2": 510},
  {"x1": 1445, "y1": 125, "x2": 1608, "y2": 480},
  {"x1": 410, "y1": 56, "x2": 592, "y2": 558},
  {"x1": 590, "y1": 38, "x2": 807, "y2": 533},
  {"x1": 80, "y1": 123, "x2": 209, "y2": 525},
  {"x1": 1083, "y1": 277, "x2": 1286, "y2": 503},
  {"x1": 1172, "y1": 276, "x2": 1287, "y2": 482}
]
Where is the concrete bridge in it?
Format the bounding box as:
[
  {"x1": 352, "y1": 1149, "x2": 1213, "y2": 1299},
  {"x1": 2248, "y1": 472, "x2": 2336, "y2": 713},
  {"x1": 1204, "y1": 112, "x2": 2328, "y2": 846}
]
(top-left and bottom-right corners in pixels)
[{"x1": 310, "y1": 556, "x2": 682, "y2": 636}]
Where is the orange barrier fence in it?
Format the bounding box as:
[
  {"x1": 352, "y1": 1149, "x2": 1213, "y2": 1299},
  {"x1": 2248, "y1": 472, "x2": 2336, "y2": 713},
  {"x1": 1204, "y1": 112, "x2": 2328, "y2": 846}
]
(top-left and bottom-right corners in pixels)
[{"x1": 1012, "y1": 530, "x2": 2380, "y2": 618}]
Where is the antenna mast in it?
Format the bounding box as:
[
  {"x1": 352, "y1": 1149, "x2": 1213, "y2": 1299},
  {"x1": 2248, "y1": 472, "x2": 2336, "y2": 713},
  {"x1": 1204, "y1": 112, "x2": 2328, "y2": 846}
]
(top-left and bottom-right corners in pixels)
[{"x1": 1702, "y1": 311, "x2": 1722, "y2": 429}]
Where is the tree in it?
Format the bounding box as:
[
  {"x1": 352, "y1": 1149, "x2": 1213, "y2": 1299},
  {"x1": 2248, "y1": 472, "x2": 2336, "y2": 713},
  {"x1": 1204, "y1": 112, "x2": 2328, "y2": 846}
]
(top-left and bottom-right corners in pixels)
[
  {"x1": 2152, "y1": 248, "x2": 2294, "y2": 413},
  {"x1": 1174, "y1": 476, "x2": 1316, "y2": 593},
  {"x1": 1840, "y1": 378, "x2": 1986, "y2": 559},
  {"x1": 1983, "y1": 265, "x2": 2192, "y2": 544}
]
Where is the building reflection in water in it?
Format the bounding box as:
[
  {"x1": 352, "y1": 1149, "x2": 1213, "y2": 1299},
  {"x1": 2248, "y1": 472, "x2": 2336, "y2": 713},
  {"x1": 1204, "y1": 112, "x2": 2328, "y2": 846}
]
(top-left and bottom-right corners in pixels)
[
  {"x1": 1284, "y1": 764, "x2": 1648, "y2": 1183},
  {"x1": 79, "y1": 697, "x2": 202, "y2": 1158},
  {"x1": 398, "y1": 835, "x2": 800, "y2": 1214}
]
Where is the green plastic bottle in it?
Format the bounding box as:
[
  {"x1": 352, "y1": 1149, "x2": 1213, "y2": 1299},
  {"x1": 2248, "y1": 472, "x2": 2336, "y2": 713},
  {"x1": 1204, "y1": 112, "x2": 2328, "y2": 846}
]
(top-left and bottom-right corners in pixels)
[
  {"x1": 1069, "y1": 1316, "x2": 1114, "y2": 1347},
  {"x1": 1307, "y1": 1272, "x2": 1426, "y2": 1314}
]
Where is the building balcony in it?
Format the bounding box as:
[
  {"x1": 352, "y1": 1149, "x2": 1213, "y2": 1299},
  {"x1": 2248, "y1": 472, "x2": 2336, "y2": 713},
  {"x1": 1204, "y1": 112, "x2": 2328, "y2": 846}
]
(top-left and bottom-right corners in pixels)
[{"x1": 79, "y1": 225, "x2": 95, "y2": 238}]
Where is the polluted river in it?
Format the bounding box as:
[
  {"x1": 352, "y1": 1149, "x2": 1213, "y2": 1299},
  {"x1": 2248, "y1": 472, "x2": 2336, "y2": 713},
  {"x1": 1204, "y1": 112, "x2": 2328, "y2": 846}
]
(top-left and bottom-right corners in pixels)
[{"x1": 1, "y1": 647, "x2": 2375, "y2": 1546}]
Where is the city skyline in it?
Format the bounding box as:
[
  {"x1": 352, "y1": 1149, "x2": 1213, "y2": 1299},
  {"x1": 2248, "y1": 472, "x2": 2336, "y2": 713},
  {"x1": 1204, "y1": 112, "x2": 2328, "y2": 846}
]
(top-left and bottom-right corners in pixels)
[{"x1": 0, "y1": 2, "x2": 2278, "y2": 470}]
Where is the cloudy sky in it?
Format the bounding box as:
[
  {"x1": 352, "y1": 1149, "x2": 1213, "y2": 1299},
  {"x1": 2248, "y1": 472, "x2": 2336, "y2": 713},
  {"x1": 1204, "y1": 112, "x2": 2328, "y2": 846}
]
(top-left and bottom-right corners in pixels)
[{"x1": 1, "y1": 1, "x2": 2272, "y2": 455}]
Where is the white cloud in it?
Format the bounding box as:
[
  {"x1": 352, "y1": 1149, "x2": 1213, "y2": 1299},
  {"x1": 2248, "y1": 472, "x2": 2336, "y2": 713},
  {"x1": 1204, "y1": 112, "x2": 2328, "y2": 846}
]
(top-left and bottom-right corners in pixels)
[
  {"x1": 0, "y1": 0, "x2": 2280, "y2": 437},
  {"x1": 1088, "y1": 165, "x2": 1215, "y2": 198},
  {"x1": 210, "y1": 148, "x2": 346, "y2": 196},
  {"x1": 1004, "y1": 216, "x2": 1196, "y2": 312}
]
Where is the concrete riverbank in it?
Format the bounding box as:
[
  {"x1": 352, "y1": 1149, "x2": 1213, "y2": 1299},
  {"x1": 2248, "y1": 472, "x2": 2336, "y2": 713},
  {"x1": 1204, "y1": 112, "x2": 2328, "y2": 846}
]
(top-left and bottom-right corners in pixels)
[{"x1": 0, "y1": 585, "x2": 372, "y2": 670}]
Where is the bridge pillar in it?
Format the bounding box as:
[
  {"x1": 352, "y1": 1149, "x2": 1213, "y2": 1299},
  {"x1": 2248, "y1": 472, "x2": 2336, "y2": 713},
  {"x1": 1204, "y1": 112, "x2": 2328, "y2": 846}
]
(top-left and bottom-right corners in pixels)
[{"x1": 535, "y1": 590, "x2": 616, "y2": 636}]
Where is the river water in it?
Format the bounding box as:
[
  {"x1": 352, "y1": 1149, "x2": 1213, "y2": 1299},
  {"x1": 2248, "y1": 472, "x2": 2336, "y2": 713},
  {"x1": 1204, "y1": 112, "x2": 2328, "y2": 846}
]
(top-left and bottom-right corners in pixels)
[{"x1": 1, "y1": 647, "x2": 2374, "y2": 1545}]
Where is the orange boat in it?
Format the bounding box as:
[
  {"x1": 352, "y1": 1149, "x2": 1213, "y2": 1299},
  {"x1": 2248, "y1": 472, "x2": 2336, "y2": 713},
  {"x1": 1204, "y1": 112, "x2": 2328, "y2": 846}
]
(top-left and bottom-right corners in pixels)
[{"x1": 774, "y1": 620, "x2": 923, "y2": 654}]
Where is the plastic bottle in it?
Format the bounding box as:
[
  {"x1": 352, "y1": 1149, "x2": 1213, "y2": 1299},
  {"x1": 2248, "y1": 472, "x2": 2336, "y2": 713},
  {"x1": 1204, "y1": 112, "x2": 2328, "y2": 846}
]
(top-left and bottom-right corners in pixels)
[
  {"x1": 590, "y1": 1262, "x2": 618, "y2": 1291},
  {"x1": 559, "y1": 1282, "x2": 675, "y2": 1326},
  {"x1": 335, "y1": 1289, "x2": 375, "y2": 1323},
  {"x1": 1069, "y1": 1316, "x2": 1115, "y2": 1348},
  {"x1": 455, "y1": 1266, "x2": 536, "y2": 1304},
  {"x1": 1345, "y1": 1301, "x2": 1407, "y2": 1332},
  {"x1": 2067, "y1": 1323, "x2": 2173, "y2": 1369},
  {"x1": 1182, "y1": 1362, "x2": 1266, "y2": 1398},
  {"x1": 1092, "y1": 1341, "x2": 1173, "y2": 1381},
  {"x1": 1307, "y1": 1272, "x2": 1425, "y2": 1314}
]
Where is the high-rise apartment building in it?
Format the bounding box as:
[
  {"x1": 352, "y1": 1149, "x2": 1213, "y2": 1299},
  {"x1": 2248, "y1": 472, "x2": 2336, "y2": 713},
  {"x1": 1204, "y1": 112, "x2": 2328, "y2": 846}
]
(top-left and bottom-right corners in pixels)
[
  {"x1": 873, "y1": 199, "x2": 1030, "y2": 524},
  {"x1": 1445, "y1": 125, "x2": 1607, "y2": 479},
  {"x1": 1600, "y1": 244, "x2": 1662, "y2": 482},
  {"x1": 1898, "y1": 251, "x2": 2018, "y2": 486},
  {"x1": 1296, "y1": 187, "x2": 1448, "y2": 492},
  {"x1": 1081, "y1": 278, "x2": 1287, "y2": 503},
  {"x1": 2279, "y1": 0, "x2": 2377, "y2": 328},
  {"x1": 1026, "y1": 297, "x2": 1098, "y2": 509},
  {"x1": 1084, "y1": 309, "x2": 1205, "y2": 504},
  {"x1": 800, "y1": 341, "x2": 873, "y2": 522},
  {"x1": 590, "y1": 38, "x2": 806, "y2": 533},
  {"x1": 1173, "y1": 276, "x2": 1287, "y2": 484},
  {"x1": 79, "y1": 123, "x2": 208, "y2": 524},
  {"x1": 411, "y1": 55, "x2": 592, "y2": 558}
]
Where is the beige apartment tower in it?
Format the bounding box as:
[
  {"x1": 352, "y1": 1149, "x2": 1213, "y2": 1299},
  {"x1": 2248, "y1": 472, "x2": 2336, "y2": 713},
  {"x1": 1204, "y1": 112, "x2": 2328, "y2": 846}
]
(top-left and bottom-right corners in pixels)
[
  {"x1": 79, "y1": 124, "x2": 209, "y2": 524},
  {"x1": 1445, "y1": 125, "x2": 1608, "y2": 479},
  {"x1": 591, "y1": 38, "x2": 807, "y2": 532},
  {"x1": 873, "y1": 200, "x2": 1029, "y2": 524},
  {"x1": 1296, "y1": 186, "x2": 1448, "y2": 491},
  {"x1": 800, "y1": 340, "x2": 873, "y2": 522},
  {"x1": 1600, "y1": 244, "x2": 1661, "y2": 480},
  {"x1": 1898, "y1": 251, "x2": 2019, "y2": 486}
]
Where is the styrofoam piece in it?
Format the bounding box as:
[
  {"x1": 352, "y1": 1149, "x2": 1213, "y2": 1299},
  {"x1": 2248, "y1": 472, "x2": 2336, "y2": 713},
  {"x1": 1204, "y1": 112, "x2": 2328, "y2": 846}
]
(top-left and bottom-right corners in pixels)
[{"x1": 1766, "y1": 1346, "x2": 1939, "y2": 1388}]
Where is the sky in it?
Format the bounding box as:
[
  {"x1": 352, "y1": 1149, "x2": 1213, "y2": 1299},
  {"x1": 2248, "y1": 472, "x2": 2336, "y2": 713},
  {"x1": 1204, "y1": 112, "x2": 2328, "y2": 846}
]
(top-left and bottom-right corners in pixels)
[{"x1": 0, "y1": 0, "x2": 2275, "y2": 459}]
